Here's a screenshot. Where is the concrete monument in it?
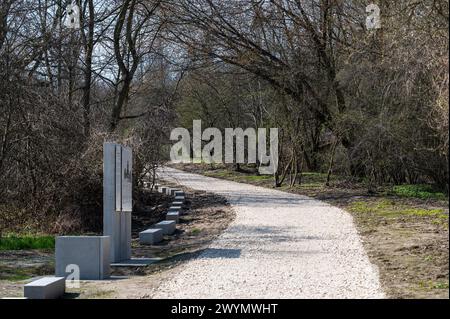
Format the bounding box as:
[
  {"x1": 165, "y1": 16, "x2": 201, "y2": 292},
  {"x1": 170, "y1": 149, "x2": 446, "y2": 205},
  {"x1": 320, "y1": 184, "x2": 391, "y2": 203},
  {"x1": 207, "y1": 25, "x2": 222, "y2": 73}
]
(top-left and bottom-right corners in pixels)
[{"x1": 103, "y1": 142, "x2": 133, "y2": 262}]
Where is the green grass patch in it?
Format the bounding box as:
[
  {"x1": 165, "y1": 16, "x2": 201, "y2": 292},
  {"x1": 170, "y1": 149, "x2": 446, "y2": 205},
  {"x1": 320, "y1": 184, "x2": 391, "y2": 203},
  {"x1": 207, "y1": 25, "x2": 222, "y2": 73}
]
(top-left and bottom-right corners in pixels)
[
  {"x1": 206, "y1": 170, "x2": 231, "y2": 177},
  {"x1": 0, "y1": 235, "x2": 55, "y2": 250},
  {"x1": 391, "y1": 184, "x2": 447, "y2": 200},
  {"x1": 190, "y1": 228, "x2": 202, "y2": 235},
  {"x1": 242, "y1": 175, "x2": 272, "y2": 181},
  {"x1": 349, "y1": 199, "x2": 448, "y2": 220},
  {"x1": 419, "y1": 280, "x2": 449, "y2": 290}
]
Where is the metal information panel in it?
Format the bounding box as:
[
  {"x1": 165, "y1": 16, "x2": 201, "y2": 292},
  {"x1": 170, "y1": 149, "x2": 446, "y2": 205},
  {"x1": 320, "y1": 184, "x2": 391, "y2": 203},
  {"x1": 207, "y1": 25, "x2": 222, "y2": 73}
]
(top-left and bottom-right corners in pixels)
[
  {"x1": 115, "y1": 145, "x2": 132, "y2": 212},
  {"x1": 121, "y1": 146, "x2": 133, "y2": 212}
]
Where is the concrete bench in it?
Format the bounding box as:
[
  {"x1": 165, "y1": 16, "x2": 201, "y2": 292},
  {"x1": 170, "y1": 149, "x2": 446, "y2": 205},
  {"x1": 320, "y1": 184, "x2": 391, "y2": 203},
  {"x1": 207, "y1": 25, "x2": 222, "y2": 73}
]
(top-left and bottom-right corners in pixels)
[
  {"x1": 159, "y1": 186, "x2": 168, "y2": 194},
  {"x1": 169, "y1": 188, "x2": 180, "y2": 196},
  {"x1": 174, "y1": 191, "x2": 185, "y2": 197},
  {"x1": 166, "y1": 212, "x2": 180, "y2": 223},
  {"x1": 174, "y1": 196, "x2": 185, "y2": 202},
  {"x1": 24, "y1": 277, "x2": 65, "y2": 299},
  {"x1": 151, "y1": 220, "x2": 176, "y2": 235},
  {"x1": 55, "y1": 236, "x2": 110, "y2": 280},
  {"x1": 166, "y1": 188, "x2": 177, "y2": 196},
  {"x1": 139, "y1": 228, "x2": 163, "y2": 244}
]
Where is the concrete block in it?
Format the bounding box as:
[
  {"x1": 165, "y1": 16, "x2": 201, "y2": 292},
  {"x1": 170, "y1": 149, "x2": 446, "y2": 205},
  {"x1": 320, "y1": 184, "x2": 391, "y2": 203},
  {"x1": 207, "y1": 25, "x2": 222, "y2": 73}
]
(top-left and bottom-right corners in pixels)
[
  {"x1": 55, "y1": 236, "x2": 110, "y2": 280},
  {"x1": 159, "y1": 186, "x2": 168, "y2": 194},
  {"x1": 119, "y1": 212, "x2": 132, "y2": 261},
  {"x1": 168, "y1": 188, "x2": 179, "y2": 196},
  {"x1": 174, "y1": 191, "x2": 185, "y2": 197},
  {"x1": 169, "y1": 206, "x2": 182, "y2": 211},
  {"x1": 139, "y1": 228, "x2": 163, "y2": 244},
  {"x1": 172, "y1": 201, "x2": 184, "y2": 206},
  {"x1": 174, "y1": 196, "x2": 185, "y2": 202},
  {"x1": 166, "y1": 212, "x2": 180, "y2": 223},
  {"x1": 151, "y1": 220, "x2": 176, "y2": 235},
  {"x1": 24, "y1": 277, "x2": 65, "y2": 299}
]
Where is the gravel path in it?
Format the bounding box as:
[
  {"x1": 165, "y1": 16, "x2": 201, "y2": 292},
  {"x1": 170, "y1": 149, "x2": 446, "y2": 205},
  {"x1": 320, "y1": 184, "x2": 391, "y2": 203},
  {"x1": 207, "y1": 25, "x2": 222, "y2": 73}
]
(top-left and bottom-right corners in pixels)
[{"x1": 154, "y1": 167, "x2": 384, "y2": 299}]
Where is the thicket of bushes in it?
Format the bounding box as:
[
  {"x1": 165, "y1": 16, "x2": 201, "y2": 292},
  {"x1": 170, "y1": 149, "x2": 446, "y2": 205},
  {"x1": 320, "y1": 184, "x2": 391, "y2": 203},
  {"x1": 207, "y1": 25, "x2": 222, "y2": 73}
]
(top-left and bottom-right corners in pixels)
[{"x1": 0, "y1": 1, "x2": 448, "y2": 235}]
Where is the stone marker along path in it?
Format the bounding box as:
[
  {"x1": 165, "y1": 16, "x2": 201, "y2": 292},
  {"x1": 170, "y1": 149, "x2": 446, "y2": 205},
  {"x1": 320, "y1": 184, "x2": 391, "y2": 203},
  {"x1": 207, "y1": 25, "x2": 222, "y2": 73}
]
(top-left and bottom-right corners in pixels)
[{"x1": 154, "y1": 167, "x2": 385, "y2": 299}]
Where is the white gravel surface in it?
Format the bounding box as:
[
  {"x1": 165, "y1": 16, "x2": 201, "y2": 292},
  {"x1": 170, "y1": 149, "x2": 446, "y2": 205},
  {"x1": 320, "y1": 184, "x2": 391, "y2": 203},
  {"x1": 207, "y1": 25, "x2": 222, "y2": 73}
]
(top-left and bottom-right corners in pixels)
[{"x1": 154, "y1": 167, "x2": 385, "y2": 299}]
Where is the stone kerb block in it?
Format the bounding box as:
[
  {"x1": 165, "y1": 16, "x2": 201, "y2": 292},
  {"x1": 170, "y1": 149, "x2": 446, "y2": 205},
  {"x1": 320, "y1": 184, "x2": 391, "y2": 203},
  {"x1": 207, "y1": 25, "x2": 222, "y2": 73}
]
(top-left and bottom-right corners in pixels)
[
  {"x1": 166, "y1": 212, "x2": 180, "y2": 223},
  {"x1": 174, "y1": 196, "x2": 185, "y2": 202},
  {"x1": 172, "y1": 201, "x2": 184, "y2": 206},
  {"x1": 169, "y1": 206, "x2": 182, "y2": 211},
  {"x1": 174, "y1": 191, "x2": 185, "y2": 197},
  {"x1": 55, "y1": 236, "x2": 110, "y2": 280},
  {"x1": 139, "y1": 229, "x2": 163, "y2": 245},
  {"x1": 159, "y1": 186, "x2": 168, "y2": 194},
  {"x1": 24, "y1": 277, "x2": 65, "y2": 299},
  {"x1": 151, "y1": 220, "x2": 176, "y2": 235}
]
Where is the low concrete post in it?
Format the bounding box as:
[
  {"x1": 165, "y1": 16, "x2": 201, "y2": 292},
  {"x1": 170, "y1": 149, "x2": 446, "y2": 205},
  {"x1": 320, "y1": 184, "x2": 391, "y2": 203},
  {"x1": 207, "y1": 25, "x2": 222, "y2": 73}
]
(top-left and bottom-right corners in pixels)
[
  {"x1": 174, "y1": 196, "x2": 185, "y2": 203},
  {"x1": 166, "y1": 212, "x2": 180, "y2": 223},
  {"x1": 174, "y1": 191, "x2": 185, "y2": 197},
  {"x1": 151, "y1": 221, "x2": 176, "y2": 235},
  {"x1": 139, "y1": 229, "x2": 163, "y2": 245},
  {"x1": 159, "y1": 186, "x2": 168, "y2": 194},
  {"x1": 24, "y1": 277, "x2": 65, "y2": 299}
]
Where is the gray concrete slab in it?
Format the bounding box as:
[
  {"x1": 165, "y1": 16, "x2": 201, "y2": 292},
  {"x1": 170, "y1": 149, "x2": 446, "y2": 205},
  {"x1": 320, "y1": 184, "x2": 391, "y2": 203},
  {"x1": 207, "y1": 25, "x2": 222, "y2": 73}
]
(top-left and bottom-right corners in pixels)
[
  {"x1": 159, "y1": 186, "x2": 168, "y2": 194},
  {"x1": 55, "y1": 236, "x2": 110, "y2": 280},
  {"x1": 169, "y1": 209, "x2": 182, "y2": 217},
  {"x1": 139, "y1": 228, "x2": 163, "y2": 245},
  {"x1": 103, "y1": 143, "x2": 121, "y2": 262},
  {"x1": 174, "y1": 196, "x2": 185, "y2": 202},
  {"x1": 24, "y1": 277, "x2": 65, "y2": 299},
  {"x1": 151, "y1": 220, "x2": 176, "y2": 235},
  {"x1": 174, "y1": 191, "x2": 185, "y2": 197},
  {"x1": 119, "y1": 212, "x2": 132, "y2": 261},
  {"x1": 166, "y1": 212, "x2": 180, "y2": 223}
]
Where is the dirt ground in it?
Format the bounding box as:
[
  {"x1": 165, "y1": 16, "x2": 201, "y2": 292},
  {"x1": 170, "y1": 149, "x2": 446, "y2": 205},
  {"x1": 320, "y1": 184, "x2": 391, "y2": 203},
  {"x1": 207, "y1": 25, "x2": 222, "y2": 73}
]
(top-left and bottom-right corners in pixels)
[
  {"x1": 0, "y1": 187, "x2": 235, "y2": 299},
  {"x1": 171, "y1": 163, "x2": 449, "y2": 299}
]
